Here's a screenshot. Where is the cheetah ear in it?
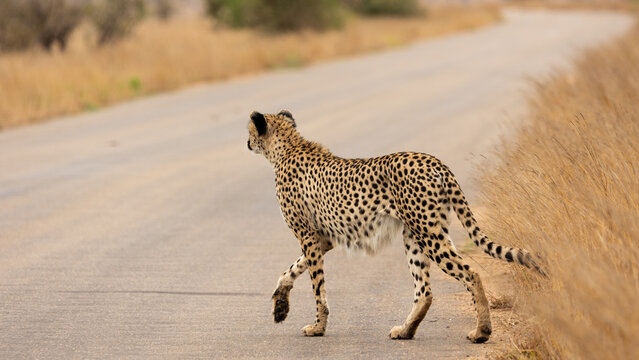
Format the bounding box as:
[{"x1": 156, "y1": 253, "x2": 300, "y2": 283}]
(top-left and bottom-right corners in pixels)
[
  {"x1": 278, "y1": 109, "x2": 296, "y2": 128},
  {"x1": 250, "y1": 111, "x2": 267, "y2": 136}
]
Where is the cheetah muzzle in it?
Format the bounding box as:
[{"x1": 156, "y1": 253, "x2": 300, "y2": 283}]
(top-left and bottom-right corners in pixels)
[{"x1": 247, "y1": 110, "x2": 544, "y2": 343}]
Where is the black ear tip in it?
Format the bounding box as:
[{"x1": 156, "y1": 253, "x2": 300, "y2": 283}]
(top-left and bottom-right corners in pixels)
[
  {"x1": 278, "y1": 110, "x2": 293, "y2": 120},
  {"x1": 250, "y1": 111, "x2": 267, "y2": 136},
  {"x1": 250, "y1": 111, "x2": 264, "y2": 121}
]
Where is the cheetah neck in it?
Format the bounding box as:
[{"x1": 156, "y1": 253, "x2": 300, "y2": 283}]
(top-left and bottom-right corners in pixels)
[{"x1": 265, "y1": 131, "x2": 333, "y2": 170}]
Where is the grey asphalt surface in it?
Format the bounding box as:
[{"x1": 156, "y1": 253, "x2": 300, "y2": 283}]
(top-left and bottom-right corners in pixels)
[{"x1": 0, "y1": 9, "x2": 633, "y2": 360}]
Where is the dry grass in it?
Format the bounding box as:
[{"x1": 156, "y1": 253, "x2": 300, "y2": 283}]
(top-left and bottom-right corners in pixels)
[
  {"x1": 0, "y1": 5, "x2": 499, "y2": 129},
  {"x1": 479, "y1": 23, "x2": 639, "y2": 359},
  {"x1": 489, "y1": 294, "x2": 514, "y2": 310},
  {"x1": 510, "y1": 0, "x2": 638, "y2": 12}
]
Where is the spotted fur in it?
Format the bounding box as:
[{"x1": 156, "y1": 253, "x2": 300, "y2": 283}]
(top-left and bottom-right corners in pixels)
[{"x1": 247, "y1": 110, "x2": 543, "y2": 342}]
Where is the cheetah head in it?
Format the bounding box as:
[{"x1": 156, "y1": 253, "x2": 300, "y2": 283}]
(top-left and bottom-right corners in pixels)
[{"x1": 247, "y1": 109, "x2": 296, "y2": 155}]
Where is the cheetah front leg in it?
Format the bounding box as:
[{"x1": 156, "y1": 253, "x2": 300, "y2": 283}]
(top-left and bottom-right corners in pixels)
[
  {"x1": 272, "y1": 239, "x2": 333, "y2": 324},
  {"x1": 390, "y1": 229, "x2": 433, "y2": 339},
  {"x1": 272, "y1": 255, "x2": 308, "y2": 323},
  {"x1": 299, "y1": 232, "x2": 329, "y2": 336}
]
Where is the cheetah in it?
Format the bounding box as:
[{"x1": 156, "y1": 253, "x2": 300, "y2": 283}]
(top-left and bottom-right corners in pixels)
[{"x1": 247, "y1": 110, "x2": 543, "y2": 343}]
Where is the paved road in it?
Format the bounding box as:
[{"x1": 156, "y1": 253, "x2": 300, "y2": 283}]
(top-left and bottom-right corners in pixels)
[{"x1": 0, "y1": 9, "x2": 632, "y2": 360}]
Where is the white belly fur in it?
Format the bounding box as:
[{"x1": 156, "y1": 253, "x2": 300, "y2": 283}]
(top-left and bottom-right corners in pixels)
[{"x1": 334, "y1": 214, "x2": 404, "y2": 255}]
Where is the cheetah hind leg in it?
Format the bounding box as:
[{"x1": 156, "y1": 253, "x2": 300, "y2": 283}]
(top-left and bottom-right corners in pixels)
[
  {"x1": 433, "y1": 232, "x2": 492, "y2": 343},
  {"x1": 390, "y1": 229, "x2": 433, "y2": 340}
]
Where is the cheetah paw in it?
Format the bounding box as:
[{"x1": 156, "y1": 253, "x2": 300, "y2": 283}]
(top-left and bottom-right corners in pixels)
[
  {"x1": 467, "y1": 326, "x2": 491, "y2": 343},
  {"x1": 301, "y1": 324, "x2": 325, "y2": 336},
  {"x1": 389, "y1": 325, "x2": 414, "y2": 340},
  {"x1": 272, "y1": 298, "x2": 289, "y2": 323}
]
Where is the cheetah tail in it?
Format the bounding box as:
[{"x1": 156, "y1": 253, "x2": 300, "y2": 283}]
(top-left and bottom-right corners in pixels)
[{"x1": 447, "y1": 179, "x2": 546, "y2": 277}]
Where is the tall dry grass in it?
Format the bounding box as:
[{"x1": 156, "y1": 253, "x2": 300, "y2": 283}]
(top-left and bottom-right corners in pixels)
[
  {"x1": 511, "y1": 0, "x2": 638, "y2": 12},
  {"x1": 0, "y1": 6, "x2": 499, "y2": 129},
  {"x1": 480, "y1": 24, "x2": 639, "y2": 359}
]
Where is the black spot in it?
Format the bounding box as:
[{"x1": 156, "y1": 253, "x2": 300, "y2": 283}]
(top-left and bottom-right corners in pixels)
[
  {"x1": 315, "y1": 279, "x2": 324, "y2": 296},
  {"x1": 505, "y1": 251, "x2": 514, "y2": 262}
]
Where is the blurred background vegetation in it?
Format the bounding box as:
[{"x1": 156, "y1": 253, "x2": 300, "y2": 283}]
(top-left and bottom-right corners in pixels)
[
  {"x1": 0, "y1": 0, "x2": 170, "y2": 51},
  {"x1": 1, "y1": 0, "x2": 501, "y2": 129},
  {"x1": 205, "y1": 0, "x2": 347, "y2": 31},
  {"x1": 0, "y1": 0, "x2": 422, "y2": 52},
  {"x1": 1, "y1": 1, "x2": 634, "y2": 129}
]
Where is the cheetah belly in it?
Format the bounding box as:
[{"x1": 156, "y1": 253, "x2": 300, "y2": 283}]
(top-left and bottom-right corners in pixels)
[{"x1": 327, "y1": 214, "x2": 404, "y2": 255}]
